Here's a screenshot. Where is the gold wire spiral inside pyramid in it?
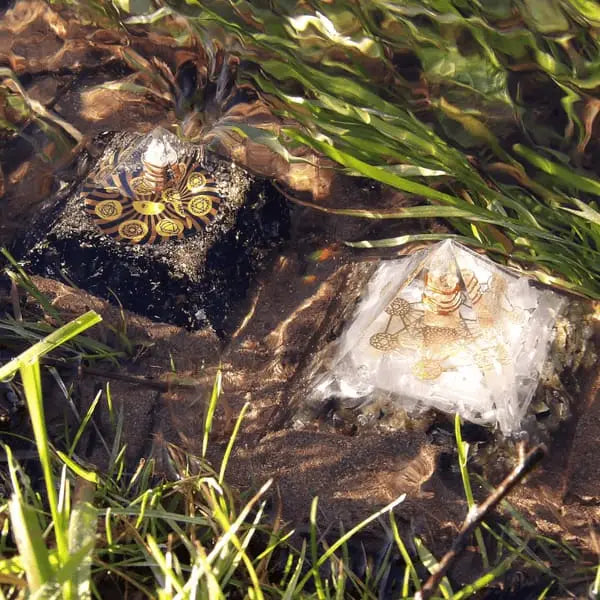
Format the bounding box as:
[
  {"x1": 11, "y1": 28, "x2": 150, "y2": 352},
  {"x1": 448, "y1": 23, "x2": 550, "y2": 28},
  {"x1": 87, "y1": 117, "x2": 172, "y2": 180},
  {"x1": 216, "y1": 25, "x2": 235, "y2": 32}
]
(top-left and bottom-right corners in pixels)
[
  {"x1": 82, "y1": 136, "x2": 221, "y2": 245},
  {"x1": 368, "y1": 256, "x2": 516, "y2": 380}
]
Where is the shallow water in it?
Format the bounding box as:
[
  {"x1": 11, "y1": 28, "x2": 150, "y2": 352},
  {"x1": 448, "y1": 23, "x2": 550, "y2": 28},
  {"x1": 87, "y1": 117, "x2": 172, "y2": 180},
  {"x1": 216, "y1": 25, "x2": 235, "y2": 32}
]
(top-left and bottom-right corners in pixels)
[{"x1": 2, "y1": 2, "x2": 600, "y2": 596}]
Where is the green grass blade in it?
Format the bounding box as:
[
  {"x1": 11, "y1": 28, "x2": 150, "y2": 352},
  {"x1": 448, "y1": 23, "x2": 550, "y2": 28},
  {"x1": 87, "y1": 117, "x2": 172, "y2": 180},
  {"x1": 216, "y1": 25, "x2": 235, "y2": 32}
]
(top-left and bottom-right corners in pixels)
[
  {"x1": 1, "y1": 248, "x2": 62, "y2": 322},
  {"x1": 202, "y1": 369, "x2": 222, "y2": 459},
  {"x1": 0, "y1": 310, "x2": 102, "y2": 381},
  {"x1": 514, "y1": 144, "x2": 600, "y2": 197},
  {"x1": 18, "y1": 359, "x2": 69, "y2": 565},
  {"x1": 69, "y1": 390, "x2": 102, "y2": 457},
  {"x1": 414, "y1": 537, "x2": 453, "y2": 599},
  {"x1": 346, "y1": 233, "x2": 483, "y2": 249},
  {"x1": 282, "y1": 541, "x2": 307, "y2": 599},
  {"x1": 390, "y1": 512, "x2": 421, "y2": 593},
  {"x1": 451, "y1": 553, "x2": 517, "y2": 600},
  {"x1": 67, "y1": 480, "x2": 97, "y2": 600},
  {"x1": 296, "y1": 494, "x2": 406, "y2": 592},
  {"x1": 309, "y1": 496, "x2": 326, "y2": 599},
  {"x1": 56, "y1": 452, "x2": 99, "y2": 485},
  {"x1": 218, "y1": 402, "x2": 249, "y2": 487},
  {"x1": 7, "y1": 496, "x2": 52, "y2": 592},
  {"x1": 455, "y1": 415, "x2": 489, "y2": 570},
  {"x1": 146, "y1": 534, "x2": 185, "y2": 596}
]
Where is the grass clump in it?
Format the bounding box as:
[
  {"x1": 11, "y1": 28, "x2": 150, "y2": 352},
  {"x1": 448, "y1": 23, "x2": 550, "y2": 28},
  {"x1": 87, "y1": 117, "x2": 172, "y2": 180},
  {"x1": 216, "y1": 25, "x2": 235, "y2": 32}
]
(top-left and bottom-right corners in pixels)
[
  {"x1": 0, "y1": 304, "x2": 593, "y2": 599},
  {"x1": 0, "y1": 309, "x2": 410, "y2": 598}
]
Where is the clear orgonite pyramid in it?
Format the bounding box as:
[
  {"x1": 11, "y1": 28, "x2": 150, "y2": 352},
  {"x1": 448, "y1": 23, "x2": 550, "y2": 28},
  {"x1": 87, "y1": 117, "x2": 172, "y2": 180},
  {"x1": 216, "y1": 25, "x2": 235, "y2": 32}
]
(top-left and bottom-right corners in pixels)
[{"x1": 313, "y1": 240, "x2": 565, "y2": 434}]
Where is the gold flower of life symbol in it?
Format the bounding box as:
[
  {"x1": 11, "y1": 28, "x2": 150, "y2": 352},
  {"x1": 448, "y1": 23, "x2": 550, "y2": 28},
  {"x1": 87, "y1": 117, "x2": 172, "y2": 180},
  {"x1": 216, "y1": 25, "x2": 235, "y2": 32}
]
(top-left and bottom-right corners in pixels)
[{"x1": 82, "y1": 155, "x2": 221, "y2": 244}]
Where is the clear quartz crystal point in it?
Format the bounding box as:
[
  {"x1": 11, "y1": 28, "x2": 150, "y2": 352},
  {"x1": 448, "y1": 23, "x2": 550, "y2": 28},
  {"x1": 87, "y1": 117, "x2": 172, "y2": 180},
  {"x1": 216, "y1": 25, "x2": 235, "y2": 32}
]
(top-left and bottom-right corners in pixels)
[
  {"x1": 111, "y1": 127, "x2": 187, "y2": 175},
  {"x1": 314, "y1": 240, "x2": 565, "y2": 435},
  {"x1": 105, "y1": 127, "x2": 189, "y2": 193},
  {"x1": 143, "y1": 136, "x2": 178, "y2": 168}
]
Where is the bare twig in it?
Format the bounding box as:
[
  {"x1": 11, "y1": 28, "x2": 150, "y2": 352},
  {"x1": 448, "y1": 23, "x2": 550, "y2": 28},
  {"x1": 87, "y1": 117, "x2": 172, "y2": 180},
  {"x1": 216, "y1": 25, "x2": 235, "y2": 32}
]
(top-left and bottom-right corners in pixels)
[
  {"x1": 41, "y1": 357, "x2": 220, "y2": 391},
  {"x1": 80, "y1": 366, "x2": 205, "y2": 391},
  {"x1": 416, "y1": 443, "x2": 547, "y2": 600}
]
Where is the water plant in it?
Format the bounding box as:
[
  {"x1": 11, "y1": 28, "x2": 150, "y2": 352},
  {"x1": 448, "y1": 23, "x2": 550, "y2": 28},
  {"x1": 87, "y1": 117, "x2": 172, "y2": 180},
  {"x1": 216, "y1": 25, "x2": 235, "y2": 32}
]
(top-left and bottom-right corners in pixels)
[{"x1": 10, "y1": 0, "x2": 600, "y2": 298}]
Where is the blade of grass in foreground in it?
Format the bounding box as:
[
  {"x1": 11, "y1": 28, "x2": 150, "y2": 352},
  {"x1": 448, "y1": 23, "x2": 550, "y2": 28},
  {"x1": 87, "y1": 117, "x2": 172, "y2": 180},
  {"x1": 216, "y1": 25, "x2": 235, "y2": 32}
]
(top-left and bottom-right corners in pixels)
[
  {"x1": 202, "y1": 368, "x2": 222, "y2": 459},
  {"x1": 218, "y1": 401, "x2": 249, "y2": 485},
  {"x1": 390, "y1": 512, "x2": 421, "y2": 595},
  {"x1": 1, "y1": 311, "x2": 102, "y2": 598},
  {"x1": 414, "y1": 537, "x2": 453, "y2": 599},
  {"x1": 0, "y1": 310, "x2": 102, "y2": 381},
  {"x1": 455, "y1": 415, "x2": 489, "y2": 570},
  {"x1": 20, "y1": 359, "x2": 70, "y2": 568},
  {"x1": 5, "y1": 445, "x2": 52, "y2": 594},
  {"x1": 591, "y1": 564, "x2": 600, "y2": 600}
]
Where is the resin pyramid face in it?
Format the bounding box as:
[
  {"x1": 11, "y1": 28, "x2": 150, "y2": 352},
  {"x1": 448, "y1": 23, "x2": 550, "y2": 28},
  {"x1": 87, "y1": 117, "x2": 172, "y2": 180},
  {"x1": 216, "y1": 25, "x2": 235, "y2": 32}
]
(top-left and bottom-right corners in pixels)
[
  {"x1": 314, "y1": 240, "x2": 565, "y2": 434},
  {"x1": 82, "y1": 128, "x2": 222, "y2": 244}
]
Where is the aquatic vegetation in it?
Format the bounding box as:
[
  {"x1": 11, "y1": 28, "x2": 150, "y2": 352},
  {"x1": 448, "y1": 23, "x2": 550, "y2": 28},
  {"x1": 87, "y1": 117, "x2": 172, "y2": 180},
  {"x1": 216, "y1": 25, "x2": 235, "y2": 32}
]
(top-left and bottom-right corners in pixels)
[{"x1": 49, "y1": 0, "x2": 600, "y2": 297}]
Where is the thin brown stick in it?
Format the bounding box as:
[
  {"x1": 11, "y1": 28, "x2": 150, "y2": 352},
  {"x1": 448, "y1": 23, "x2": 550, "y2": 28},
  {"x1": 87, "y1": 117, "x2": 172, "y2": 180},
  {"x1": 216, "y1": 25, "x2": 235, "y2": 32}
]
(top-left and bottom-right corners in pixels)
[
  {"x1": 80, "y1": 366, "x2": 205, "y2": 391},
  {"x1": 41, "y1": 357, "x2": 220, "y2": 391},
  {"x1": 415, "y1": 443, "x2": 547, "y2": 600}
]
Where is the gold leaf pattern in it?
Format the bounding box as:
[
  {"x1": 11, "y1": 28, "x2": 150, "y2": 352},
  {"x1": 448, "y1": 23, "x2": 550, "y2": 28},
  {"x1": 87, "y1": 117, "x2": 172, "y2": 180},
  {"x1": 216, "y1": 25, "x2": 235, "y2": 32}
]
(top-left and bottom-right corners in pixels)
[{"x1": 83, "y1": 152, "x2": 221, "y2": 244}]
